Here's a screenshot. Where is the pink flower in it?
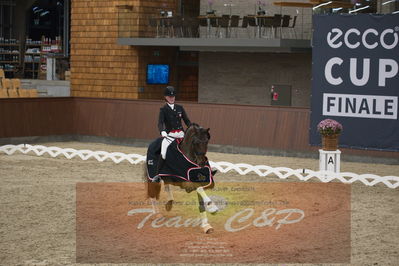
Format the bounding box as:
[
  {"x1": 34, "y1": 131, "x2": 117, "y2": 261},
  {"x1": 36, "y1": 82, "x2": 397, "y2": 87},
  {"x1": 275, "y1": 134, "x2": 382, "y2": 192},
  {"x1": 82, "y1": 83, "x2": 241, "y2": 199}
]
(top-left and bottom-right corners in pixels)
[{"x1": 317, "y1": 119, "x2": 343, "y2": 136}]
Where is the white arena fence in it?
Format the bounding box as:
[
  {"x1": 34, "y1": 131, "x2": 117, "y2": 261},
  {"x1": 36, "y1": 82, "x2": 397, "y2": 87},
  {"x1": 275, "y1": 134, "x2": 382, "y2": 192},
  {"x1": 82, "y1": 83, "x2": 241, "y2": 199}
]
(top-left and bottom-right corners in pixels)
[{"x1": 1, "y1": 144, "x2": 398, "y2": 189}]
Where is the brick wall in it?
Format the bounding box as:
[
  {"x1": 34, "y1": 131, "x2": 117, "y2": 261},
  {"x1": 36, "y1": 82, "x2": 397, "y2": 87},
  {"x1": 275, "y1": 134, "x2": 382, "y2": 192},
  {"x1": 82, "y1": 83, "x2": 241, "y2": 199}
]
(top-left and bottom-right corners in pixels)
[{"x1": 199, "y1": 52, "x2": 311, "y2": 107}]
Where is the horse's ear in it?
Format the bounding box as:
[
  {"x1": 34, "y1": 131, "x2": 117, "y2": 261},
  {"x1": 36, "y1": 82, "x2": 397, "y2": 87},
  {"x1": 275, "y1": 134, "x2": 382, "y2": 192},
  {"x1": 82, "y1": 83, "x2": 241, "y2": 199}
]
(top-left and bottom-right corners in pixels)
[{"x1": 206, "y1": 128, "x2": 210, "y2": 140}]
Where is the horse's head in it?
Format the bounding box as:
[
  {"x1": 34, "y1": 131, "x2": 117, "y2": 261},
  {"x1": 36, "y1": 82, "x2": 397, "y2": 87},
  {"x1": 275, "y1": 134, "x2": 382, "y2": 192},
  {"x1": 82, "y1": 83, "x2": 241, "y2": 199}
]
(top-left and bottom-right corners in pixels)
[{"x1": 183, "y1": 123, "x2": 210, "y2": 167}]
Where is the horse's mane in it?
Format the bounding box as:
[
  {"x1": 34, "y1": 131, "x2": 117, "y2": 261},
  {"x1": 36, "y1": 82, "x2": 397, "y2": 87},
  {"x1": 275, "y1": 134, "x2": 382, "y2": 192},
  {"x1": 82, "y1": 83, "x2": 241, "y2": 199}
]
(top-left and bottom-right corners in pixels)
[{"x1": 184, "y1": 123, "x2": 199, "y2": 143}]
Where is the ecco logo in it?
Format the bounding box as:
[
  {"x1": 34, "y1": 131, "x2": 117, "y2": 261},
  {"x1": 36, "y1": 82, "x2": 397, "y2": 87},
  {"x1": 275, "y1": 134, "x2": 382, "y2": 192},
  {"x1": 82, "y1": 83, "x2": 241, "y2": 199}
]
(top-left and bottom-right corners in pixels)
[{"x1": 327, "y1": 27, "x2": 399, "y2": 49}]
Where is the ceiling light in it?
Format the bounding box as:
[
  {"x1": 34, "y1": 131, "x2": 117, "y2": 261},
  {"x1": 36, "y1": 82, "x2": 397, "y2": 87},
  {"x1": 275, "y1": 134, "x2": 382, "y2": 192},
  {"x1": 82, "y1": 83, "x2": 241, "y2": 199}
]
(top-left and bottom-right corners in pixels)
[
  {"x1": 382, "y1": 0, "x2": 397, "y2": 5},
  {"x1": 313, "y1": 1, "x2": 332, "y2": 10},
  {"x1": 349, "y1": 5, "x2": 370, "y2": 13}
]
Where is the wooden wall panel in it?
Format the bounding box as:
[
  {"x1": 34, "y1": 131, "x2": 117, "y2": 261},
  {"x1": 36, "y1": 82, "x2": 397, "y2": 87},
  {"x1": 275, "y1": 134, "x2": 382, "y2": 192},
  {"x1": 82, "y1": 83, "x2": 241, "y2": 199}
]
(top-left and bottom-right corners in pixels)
[
  {"x1": 178, "y1": 52, "x2": 198, "y2": 102},
  {"x1": 0, "y1": 98, "x2": 397, "y2": 159},
  {"x1": 70, "y1": 0, "x2": 141, "y2": 99},
  {"x1": 0, "y1": 98, "x2": 74, "y2": 137}
]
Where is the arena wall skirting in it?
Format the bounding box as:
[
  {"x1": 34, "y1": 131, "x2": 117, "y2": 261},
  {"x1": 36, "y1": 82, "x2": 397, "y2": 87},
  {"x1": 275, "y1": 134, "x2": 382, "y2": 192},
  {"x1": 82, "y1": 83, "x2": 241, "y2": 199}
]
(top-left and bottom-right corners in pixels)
[{"x1": 0, "y1": 97, "x2": 398, "y2": 160}]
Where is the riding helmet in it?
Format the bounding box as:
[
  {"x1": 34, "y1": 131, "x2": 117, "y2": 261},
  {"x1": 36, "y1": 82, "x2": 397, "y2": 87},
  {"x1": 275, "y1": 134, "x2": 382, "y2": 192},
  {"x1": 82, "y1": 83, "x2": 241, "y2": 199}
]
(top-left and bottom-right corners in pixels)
[{"x1": 164, "y1": 86, "x2": 176, "y2": 96}]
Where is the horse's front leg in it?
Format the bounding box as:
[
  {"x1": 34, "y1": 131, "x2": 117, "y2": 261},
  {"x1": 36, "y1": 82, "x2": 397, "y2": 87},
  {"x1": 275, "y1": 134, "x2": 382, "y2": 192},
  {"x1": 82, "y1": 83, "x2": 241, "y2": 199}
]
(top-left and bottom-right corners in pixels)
[
  {"x1": 198, "y1": 193, "x2": 214, "y2": 234},
  {"x1": 196, "y1": 187, "x2": 219, "y2": 214}
]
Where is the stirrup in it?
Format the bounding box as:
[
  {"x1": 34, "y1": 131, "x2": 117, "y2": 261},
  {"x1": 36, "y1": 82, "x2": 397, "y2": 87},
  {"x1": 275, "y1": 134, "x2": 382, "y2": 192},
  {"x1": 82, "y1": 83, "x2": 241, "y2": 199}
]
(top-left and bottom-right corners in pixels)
[{"x1": 205, "y1": 201, "x2": 219, "y2": 214}]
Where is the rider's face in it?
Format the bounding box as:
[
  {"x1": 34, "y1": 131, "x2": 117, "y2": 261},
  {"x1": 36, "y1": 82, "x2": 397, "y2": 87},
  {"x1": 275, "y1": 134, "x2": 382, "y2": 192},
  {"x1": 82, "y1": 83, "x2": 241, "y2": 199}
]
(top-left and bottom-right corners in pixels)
[{"x1": 165, "y1": 96, "x2": 175, "y2": 104}]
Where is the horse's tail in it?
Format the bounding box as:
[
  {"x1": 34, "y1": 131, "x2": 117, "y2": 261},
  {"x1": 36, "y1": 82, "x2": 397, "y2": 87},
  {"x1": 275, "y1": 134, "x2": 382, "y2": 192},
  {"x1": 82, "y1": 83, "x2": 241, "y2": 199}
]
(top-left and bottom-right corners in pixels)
[
  {"x1": 147, "y1": 182, "x2": 161, "y2": 200},
  {"x1": 144, "y1": 163, "x2": 161, "y2": 200},
  {"x1": 144, "y1": 137, "x2": 164, "y2": 200}
]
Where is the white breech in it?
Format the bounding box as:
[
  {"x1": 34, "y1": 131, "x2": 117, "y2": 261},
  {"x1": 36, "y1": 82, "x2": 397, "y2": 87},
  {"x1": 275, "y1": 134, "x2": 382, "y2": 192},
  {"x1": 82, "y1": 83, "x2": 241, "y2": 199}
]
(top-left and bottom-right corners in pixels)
[{"x1": 160, "y1": 131, "x2": 185, "y2": 159}]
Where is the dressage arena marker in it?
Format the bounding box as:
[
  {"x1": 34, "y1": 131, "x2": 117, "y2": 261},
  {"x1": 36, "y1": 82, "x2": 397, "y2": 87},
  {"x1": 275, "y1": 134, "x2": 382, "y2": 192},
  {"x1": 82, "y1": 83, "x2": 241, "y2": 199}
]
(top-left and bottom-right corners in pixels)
[{"x1": 1, "y1": 144, "x2": 398, "y2": 189}]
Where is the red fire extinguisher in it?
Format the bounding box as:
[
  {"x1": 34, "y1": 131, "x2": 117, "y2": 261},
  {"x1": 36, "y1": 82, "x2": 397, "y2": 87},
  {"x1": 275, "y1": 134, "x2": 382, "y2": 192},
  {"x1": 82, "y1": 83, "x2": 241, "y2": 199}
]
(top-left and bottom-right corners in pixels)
[{"x1": 273, "y1": 92, "x2": 279, "y2": 101}]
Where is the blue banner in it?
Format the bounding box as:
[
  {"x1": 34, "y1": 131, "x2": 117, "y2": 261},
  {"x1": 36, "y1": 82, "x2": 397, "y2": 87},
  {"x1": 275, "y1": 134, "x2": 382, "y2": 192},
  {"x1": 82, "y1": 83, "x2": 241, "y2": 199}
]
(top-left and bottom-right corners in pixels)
[{"x1": 310, "y1": 14, "x2": 399, "y2": 151}]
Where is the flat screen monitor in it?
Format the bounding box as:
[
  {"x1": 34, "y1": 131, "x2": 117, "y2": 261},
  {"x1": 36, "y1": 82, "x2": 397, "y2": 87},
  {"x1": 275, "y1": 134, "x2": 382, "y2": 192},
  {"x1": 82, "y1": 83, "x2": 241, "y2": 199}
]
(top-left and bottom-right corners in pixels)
[{"x1": 146, "y1": 64, "x2": 169, "y2": 84}]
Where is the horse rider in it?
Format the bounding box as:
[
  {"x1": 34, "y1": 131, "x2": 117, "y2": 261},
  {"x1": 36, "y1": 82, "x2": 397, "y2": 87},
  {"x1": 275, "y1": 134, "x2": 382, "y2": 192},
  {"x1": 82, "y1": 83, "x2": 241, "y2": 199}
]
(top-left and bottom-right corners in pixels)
[{"x1": 158, "y1": 85, "x2": 191, "y2": 167}]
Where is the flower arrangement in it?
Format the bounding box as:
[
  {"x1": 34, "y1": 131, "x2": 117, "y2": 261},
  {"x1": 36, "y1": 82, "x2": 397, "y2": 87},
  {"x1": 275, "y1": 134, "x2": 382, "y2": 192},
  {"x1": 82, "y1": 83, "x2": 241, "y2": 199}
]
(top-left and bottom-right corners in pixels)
[
  {"x1": 207, "y1": 0, "x2": 214, "y2": 11},
  {"x1": 256, "y1": 1, "x2": 266, "y2": 15},
  {"x1": 317, "y1": 119, "x2": 343, "y2": 136},
  {"x1": 206, "y1": 0, "x2": 216, "y2": 14},
  {"x1": 257, "y1": 0, "x2": 266, "y2": 8}
]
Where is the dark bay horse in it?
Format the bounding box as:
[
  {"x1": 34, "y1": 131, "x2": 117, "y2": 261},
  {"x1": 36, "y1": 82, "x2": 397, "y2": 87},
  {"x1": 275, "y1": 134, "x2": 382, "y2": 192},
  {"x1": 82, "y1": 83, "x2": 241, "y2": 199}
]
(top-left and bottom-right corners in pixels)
[{"x1": 145, "y1": 123, "x2": 218, "y2": 233}]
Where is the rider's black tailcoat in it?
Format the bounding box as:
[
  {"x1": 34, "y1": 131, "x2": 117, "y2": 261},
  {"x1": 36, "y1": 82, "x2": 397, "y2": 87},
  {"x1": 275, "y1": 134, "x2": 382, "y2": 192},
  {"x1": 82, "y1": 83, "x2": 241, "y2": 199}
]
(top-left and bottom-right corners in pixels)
[{"x1": 158, "y1": 104, "x2": 191, "y2": 134}]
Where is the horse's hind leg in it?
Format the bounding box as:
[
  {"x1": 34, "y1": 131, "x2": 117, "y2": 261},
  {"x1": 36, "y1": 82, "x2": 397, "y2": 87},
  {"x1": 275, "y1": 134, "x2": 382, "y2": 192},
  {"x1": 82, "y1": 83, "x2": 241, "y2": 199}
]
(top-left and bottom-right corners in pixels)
[
  {"x1": 164, "y1": 183, "x2": 174, "y2": 211},
  {"x1": 198, "y1": 193, "x2": 214, "y2": 234},
  {"x1": 148, "y1": 182, "x2": 162, "y2": 214}
]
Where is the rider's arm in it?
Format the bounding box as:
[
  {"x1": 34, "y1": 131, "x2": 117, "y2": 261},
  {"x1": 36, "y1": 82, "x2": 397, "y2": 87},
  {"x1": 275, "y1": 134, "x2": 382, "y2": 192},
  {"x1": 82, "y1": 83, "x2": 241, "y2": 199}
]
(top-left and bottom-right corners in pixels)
[
  {"x1": 181, "y1": 106, "x2": 191, "y2": 128},
  {"x1": 158, "y1": 107, "x2": 166, "y2": 134}
]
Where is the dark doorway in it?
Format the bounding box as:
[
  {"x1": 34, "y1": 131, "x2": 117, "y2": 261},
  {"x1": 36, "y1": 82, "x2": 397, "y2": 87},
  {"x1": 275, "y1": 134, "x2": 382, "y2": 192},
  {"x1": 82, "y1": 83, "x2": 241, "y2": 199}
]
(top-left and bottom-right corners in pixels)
[{"x1": 27, "y1": 0, "x2": 65, "y2": 41}]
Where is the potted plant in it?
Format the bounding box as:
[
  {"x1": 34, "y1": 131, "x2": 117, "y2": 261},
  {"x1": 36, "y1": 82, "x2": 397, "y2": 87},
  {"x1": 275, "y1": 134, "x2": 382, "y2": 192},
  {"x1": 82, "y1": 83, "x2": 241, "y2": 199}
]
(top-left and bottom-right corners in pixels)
[{"x1": 317, "y1": 119, "x2": 343, "y2": 151}]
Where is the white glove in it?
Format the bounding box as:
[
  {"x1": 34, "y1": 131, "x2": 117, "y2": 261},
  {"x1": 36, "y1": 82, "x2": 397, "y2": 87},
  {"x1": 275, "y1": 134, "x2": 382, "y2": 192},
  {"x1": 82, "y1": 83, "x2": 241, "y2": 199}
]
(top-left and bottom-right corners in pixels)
[{"x1": 161, "y1": 131, "x2": 168, "y2": 137}]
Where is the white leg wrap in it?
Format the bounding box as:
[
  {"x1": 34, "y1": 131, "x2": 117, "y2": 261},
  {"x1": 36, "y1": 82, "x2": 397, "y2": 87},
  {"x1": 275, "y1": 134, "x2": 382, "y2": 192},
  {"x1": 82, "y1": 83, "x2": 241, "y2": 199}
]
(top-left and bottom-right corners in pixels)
[
  {"x1": 200, "y1": 211, "x2": 209, "y2": 227},
  {"x1": 197, "y1": 187, "x2": 219, "y2": 214},
  {"x1": 196, "y1": 187, "x2": 211, "y2": 203},
  {"x1": 150, "y1": 197, "x2": 159, "y2": 214},
  {"x1": 164, "y1": 184, "x2": 174, "y2": 201}
]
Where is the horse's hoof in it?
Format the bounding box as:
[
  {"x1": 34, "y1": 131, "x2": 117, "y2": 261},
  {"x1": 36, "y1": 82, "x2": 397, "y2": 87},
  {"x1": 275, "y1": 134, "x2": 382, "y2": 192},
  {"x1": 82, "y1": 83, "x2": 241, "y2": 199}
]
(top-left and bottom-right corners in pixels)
[
  {"x1": 202, "y1": 224, "x2": 214, "y2": 234},
  {"x1": 165, "y1": 200, "x2": 174, "y2": 211},
  {"x1": 205, "y1": 202, "x2": 219, "y2": 214}
]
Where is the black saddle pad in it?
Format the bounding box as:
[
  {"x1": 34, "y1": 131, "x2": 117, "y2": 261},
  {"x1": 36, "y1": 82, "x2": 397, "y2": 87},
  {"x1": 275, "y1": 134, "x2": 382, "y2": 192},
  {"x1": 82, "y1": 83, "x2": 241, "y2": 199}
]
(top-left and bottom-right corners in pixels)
[
  {"x1": 146, "y1": 137, "x2": 162, "y2": 179},
  {"x1": 146, "y1": 138, "x2": 212, "y2": 185},
  {"x1": 159, "y1": 140, "x2": 212, "y2": 183}
]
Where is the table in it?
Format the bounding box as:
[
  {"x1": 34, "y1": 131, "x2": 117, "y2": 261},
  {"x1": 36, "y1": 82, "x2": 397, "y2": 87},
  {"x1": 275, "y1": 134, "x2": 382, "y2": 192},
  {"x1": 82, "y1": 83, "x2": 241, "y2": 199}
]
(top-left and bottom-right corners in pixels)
[
  {"x1": 198, "y1": 15, "x2": 222, "y2": 38},
  {"x1": 247, "y1": 15, "x2": 274, "y2": 38}
]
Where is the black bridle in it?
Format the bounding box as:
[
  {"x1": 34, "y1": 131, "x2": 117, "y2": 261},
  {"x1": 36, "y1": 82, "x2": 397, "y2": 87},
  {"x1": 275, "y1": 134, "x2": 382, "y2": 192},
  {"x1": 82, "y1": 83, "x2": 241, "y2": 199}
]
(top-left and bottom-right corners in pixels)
[
  {"x1": 192, "y1": 136, "x2": 209, "y2": 156},
  {"x1": 184, "y1": 123, "x2": 210, "y2": 158}
]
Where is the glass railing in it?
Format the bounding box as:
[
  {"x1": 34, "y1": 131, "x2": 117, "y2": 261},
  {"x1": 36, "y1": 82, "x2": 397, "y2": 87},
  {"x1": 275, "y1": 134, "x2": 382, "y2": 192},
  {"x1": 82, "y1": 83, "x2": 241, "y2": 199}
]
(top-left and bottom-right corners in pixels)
[
  {"x1": 116, "y1": 3, "x2": 314, "y2": 40},
  {"x1": 116, "y1": 1, "x2": 397, "y2": 40}
]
